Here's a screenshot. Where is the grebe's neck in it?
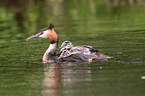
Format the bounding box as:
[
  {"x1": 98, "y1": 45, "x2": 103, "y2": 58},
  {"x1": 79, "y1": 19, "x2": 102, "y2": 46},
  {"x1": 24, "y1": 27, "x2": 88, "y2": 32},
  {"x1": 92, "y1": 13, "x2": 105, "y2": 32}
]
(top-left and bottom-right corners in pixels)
[{"x1": 43, "y1": 42, "x2": 58, "y2": 63}]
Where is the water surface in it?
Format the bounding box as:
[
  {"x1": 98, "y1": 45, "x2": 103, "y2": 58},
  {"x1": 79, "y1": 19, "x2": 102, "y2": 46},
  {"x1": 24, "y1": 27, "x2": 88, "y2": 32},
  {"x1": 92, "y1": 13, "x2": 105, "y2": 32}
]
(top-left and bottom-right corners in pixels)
[{"x1": 0, "y1": 0, "x2": 145, "y2": 96}]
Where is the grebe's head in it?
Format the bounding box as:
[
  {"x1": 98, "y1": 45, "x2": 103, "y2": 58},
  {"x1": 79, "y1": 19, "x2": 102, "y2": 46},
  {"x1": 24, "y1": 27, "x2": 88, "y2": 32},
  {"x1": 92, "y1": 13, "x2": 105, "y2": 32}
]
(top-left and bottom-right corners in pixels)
[
  {"x1": 59, "y1": 41, "x2": 73, "y2": 53},
  {"x1": 27, "y1": 23, "x2": 58, "y2": 44},
  {"x1": 58, "y1": 50, "x2": 71, "y2": 60}
]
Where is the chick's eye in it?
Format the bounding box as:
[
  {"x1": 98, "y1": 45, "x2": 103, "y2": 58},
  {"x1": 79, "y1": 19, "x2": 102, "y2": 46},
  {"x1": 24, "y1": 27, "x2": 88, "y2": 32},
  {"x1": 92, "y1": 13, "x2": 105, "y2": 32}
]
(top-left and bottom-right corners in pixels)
[{"x1": 41, "y1": 32, "x2": 44, "y2": 34}]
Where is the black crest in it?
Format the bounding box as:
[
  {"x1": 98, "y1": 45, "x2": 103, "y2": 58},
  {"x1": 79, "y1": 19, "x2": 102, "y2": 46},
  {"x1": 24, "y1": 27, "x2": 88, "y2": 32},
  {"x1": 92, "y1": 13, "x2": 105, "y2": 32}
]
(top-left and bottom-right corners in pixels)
[
  {"x1": 48, "y1": 23, "x2": 55, "y2": 30},
  {"x1": 39, "y1": 23, "x2": 55, "y2": 32}
]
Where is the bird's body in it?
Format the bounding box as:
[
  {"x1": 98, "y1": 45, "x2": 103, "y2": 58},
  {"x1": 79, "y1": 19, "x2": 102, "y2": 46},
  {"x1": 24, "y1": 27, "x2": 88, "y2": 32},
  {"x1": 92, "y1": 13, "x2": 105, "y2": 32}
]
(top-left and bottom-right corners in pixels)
[
  {"x1": 42, "y1": 43, "x2": 58, "y2": 63},
  {"x1": 59, "y1": 41, "x2": 99, "y2": 55},
  {"x1": 27, "y1": 23, "x2": 112, "y2": 63},
  {"x1": 58, "y1": 50, "x2": 86, "y2": 62},
  {"x1": 58, "y1": 41, "x2": 109, "y2": 61}
]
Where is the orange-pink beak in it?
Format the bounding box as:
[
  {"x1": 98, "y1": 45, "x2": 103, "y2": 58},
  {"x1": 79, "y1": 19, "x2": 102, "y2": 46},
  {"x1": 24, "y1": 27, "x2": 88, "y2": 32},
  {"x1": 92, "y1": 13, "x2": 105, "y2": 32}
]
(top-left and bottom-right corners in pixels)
[{"x1": 26, "y1": 32, "x2": 41, "y2": 40}]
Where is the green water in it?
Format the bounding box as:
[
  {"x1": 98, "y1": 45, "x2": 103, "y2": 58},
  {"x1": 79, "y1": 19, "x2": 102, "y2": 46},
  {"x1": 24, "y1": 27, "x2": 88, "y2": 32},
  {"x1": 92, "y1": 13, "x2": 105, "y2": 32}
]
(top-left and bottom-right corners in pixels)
[{"x1": 0, "y1": 0, "x2": 145, "y2": 96}]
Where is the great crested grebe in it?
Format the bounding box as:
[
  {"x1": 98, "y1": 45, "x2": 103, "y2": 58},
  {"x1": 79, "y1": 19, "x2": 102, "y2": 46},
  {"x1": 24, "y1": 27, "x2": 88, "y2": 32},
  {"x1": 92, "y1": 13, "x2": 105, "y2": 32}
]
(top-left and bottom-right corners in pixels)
[
  {"x1": 59, "y1": 41, "x2": 99, "y2": 55},
  {"x1": 58, "y1": 49, "x2": 101, "y2": 62},
  {"x1": 27, "y1": 24, "x2": 58, "y2": 63},
  {"x1": 58, "y1": 50, "x2": 92, "y2": 62},
  {"x1": 27, "y1": 23, "x2": 111, "y2": 63},
  {"x1": 58, "y1": 41, "x2": 111, "y2": 61}
]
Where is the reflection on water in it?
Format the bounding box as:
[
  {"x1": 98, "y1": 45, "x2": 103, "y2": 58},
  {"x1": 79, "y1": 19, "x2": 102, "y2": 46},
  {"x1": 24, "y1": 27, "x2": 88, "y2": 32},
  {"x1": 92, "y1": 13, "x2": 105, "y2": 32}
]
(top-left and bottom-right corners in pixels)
[
  {"x1": 42, "y1": 64, "x2": 60, "y2": 96},
  {"x1": 61, "y1": 62, "x2": 92, "y2": 83},
  {"x1": 41, "y1": 62, "x2": 98, "y2": 96}
]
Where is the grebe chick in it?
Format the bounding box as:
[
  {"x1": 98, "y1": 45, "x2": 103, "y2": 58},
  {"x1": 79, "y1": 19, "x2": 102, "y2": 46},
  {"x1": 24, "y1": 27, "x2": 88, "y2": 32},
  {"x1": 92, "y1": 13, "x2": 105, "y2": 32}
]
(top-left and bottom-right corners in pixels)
[
  {"x1": 59, "y1": 41, "x2": 112, "y2": 60},
  {"x1": 59, "y1": 41, "x2": 74, "y2": 53},
  {"x1": 58, "y1": 50, "x2": 92, "y2": 62},
  {"x1": 59, "y1": 41, "x2": 99, "y2": 55},
  {"x1": 58, "y1": 49, "x2": 111, "y2": 62}
]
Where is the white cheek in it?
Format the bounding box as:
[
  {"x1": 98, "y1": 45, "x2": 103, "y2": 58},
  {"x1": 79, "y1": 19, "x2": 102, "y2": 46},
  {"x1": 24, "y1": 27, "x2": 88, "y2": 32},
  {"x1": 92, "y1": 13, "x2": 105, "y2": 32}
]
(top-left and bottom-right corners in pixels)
[
  {"x1": 39, "y1": 34, "x2": 47, "y2": 38},
  {"x1": 39, "y1": 30, "x2": 48, "y2": 38}
]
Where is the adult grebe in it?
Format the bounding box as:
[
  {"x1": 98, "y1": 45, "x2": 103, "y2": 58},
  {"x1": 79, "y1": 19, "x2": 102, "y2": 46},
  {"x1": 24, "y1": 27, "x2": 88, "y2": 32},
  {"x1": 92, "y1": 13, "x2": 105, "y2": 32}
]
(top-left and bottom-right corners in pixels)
[
  {"x1": 27, "y1": 23, "x2": 58, "y2": 63},
  {"x1": 27, "y1": 23, "x2": 112, "y2": 63}
]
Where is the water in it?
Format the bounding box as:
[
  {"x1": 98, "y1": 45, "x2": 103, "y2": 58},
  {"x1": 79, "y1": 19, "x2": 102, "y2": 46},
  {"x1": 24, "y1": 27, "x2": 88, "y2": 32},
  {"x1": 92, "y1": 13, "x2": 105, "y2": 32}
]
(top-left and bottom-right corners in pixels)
[{"x1": 0, "y1": 0, "x2": 145, "y2": 96}]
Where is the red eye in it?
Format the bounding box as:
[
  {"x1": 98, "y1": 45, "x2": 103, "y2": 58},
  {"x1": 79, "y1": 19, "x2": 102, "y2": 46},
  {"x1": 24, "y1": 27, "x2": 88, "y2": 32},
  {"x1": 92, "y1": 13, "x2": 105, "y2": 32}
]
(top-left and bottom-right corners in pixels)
[{"x1": 41, "y1": 32, "x2": 44, "y2": 34}]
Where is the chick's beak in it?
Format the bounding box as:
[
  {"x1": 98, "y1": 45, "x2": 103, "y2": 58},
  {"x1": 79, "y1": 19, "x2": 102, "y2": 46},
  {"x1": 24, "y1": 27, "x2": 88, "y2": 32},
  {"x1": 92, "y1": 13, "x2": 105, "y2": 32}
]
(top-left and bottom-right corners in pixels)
[
  {"x1": 26, "y1": 32, "x2": 41, "y2": 40},
  {"x1": 59, "y1": 47, "x2": 66, "y2": 54}
]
